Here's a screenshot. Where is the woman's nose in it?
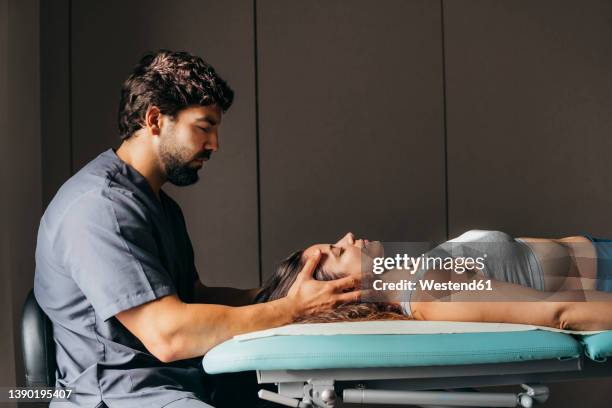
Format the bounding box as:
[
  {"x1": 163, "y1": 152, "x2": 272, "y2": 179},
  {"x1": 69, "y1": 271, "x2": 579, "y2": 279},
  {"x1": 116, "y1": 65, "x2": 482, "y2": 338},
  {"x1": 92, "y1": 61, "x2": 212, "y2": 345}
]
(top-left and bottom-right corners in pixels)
[
  {"x1": 345, "y1": 232, "x2": 355, "y2": 244},
  {"x1": 336, "y1": 232, "x2": 355, "y2": 246}
]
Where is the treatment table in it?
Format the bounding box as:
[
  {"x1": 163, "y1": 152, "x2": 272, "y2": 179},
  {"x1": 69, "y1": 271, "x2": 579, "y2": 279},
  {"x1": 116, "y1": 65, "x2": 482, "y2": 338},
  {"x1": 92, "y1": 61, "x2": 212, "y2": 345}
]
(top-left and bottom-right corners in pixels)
[{"x1": 202, "y1": 321, "x2": 612, "y2": 407}]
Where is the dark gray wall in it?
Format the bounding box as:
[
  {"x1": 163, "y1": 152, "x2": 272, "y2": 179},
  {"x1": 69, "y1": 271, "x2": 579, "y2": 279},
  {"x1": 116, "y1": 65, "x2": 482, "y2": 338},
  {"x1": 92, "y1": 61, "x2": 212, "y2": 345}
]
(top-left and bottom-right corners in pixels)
[
  {"x1": 444, "y1": 1, "x2": 612, "y2": 406},
  {"x1": 40, "y1": 0, "x2": 70, "y2": 207},
  {"x1": 0, "y1": 0, "x2": 41, "y2": 403},
  {"x1": 0, "y1": 0, "x2": 15, "y2": 397},
  {"x1": 257, "y1": 0, "x2": 447, "y2": 279},
  {"x1": 445, "y1": 0, "x2": 612, "y2": 238}
]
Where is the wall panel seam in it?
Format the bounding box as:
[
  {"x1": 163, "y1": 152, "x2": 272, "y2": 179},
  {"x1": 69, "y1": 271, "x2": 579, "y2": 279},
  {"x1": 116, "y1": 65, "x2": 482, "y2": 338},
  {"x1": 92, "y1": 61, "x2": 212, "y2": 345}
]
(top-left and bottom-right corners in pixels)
[
  {"x1": 440, "y1": 0, "x2": 449, "y2": 240},
  {"x1": 253, "y1": 0, "x2": 262, "y2": 285}
]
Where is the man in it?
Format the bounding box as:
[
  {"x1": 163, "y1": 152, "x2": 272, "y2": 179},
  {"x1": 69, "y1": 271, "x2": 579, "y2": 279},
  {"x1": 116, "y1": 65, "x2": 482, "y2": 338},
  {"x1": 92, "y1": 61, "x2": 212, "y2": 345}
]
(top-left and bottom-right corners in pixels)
[{"x1": 34, "y1": 50, "x2": 361, "y2": 408}]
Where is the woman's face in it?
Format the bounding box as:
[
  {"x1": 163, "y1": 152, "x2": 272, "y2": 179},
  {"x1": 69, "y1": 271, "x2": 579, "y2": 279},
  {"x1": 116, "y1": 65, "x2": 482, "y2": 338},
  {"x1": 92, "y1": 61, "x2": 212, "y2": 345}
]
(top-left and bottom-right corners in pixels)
[{"x1": 303, "y1": 232, "x2": 383, "y2": 279}]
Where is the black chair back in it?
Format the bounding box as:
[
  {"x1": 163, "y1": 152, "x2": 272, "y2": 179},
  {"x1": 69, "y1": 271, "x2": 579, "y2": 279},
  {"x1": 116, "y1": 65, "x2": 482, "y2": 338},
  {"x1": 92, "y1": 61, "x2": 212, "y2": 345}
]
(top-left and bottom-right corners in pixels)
[{"x1": 21, "y1": 289, "x2": 56, "y2": 387}]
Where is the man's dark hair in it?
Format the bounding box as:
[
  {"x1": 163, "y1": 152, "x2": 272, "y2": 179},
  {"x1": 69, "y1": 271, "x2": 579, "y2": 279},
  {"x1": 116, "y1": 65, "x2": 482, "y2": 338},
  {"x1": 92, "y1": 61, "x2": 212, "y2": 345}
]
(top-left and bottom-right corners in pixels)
[{"x1": 118, "y1": 49, "x2": 234, "y2": 140}]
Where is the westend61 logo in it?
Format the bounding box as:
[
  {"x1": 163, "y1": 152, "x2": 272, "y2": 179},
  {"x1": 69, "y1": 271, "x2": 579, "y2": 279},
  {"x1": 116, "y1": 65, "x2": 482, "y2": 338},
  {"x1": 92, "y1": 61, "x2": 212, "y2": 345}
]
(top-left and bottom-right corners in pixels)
[{"x1": 372, "y1": 254, "x2": 487, "y2": 275}]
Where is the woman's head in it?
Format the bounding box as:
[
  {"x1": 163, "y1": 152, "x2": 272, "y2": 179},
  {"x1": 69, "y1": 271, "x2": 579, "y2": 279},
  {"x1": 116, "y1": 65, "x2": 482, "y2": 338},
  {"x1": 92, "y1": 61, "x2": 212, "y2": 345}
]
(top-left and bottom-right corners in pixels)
[
  {"x1": 301, "y1": 232, "x2": 384, "y2": 282},
  {"x1": 255, "y1": 233, "x2": 409, "y2": 322},
  {"x1": 256, "y1": 232, "x2": 382, "y2": 302}
]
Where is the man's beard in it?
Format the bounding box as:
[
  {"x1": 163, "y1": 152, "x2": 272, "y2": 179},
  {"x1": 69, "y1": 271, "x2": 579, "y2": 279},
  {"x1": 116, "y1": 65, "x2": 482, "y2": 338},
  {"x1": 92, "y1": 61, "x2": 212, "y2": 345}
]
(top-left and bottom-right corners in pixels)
[{"x1": 159, "y1": 136, "x2": 201, "y2": 187}]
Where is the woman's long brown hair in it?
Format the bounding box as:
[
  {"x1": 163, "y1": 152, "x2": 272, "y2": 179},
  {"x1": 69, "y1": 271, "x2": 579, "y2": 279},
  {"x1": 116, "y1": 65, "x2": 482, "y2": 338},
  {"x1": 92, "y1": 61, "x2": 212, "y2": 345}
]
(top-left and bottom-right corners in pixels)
[{"x1": 255, "y1": 250, "x2": 411, "y2": 323}]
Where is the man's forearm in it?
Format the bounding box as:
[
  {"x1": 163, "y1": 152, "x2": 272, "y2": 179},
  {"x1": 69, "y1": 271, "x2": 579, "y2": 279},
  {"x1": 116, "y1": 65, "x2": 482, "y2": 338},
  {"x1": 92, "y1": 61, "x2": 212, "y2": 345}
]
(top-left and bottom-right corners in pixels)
[
  {"x1": 193, "y1": 280, "x2": 261, "y2": 306},
  {"x1": 168, "y1": 297, "x2": 296, "y2": 360},
  {"x1": 121, "y1": 294, "x2": 296, "y2": 362},
  {"x1": 119, "y1": 253, "x2": 353, "y2": 363}
]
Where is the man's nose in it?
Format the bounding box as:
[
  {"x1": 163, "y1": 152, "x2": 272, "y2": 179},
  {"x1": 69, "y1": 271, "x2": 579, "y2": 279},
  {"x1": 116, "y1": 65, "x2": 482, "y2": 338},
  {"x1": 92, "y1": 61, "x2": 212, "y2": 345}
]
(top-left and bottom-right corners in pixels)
[{"x1": 205, "y1": 132, "x2": 219, "y2": 153}]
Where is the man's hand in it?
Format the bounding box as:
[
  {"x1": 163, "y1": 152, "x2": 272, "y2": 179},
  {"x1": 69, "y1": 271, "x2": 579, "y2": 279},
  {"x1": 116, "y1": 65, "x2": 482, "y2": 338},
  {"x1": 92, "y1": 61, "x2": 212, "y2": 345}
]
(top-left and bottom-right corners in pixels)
[{"x1": 286, "y1": 250, "x2": 363, "y2": 319}]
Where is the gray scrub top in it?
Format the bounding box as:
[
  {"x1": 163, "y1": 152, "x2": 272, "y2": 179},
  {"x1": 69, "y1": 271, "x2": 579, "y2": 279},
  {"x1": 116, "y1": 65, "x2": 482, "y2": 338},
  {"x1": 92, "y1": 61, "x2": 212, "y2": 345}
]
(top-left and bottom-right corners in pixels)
[{"x1": 34, "y1": 149, "x2": 206, "y2": 408}]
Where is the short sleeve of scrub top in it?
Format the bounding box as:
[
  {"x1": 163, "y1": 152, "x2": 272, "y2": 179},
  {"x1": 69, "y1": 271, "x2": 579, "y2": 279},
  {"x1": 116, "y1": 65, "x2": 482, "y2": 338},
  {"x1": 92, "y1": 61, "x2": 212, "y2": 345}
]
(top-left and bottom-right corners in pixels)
[{"x1": 57, "y1": 186, "x2": 176, "y2": 321}]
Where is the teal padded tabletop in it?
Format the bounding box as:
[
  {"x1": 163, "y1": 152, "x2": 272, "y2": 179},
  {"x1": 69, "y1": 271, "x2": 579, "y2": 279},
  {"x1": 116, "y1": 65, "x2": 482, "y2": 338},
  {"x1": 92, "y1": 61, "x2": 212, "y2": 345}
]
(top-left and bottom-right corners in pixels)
[
  {"x1": 202, "y1": 331, "x2": 582, "y2": 374},
  {"x1": 580, "y1": 331, "x2": 612, "y2": 362}
]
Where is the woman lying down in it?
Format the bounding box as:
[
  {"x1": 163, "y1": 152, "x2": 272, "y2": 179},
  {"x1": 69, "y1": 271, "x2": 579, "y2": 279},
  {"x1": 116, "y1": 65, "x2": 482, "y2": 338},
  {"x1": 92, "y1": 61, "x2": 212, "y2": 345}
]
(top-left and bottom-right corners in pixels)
[{"x1": 255, "y1": 230, "x2": 612, "y2": 331}]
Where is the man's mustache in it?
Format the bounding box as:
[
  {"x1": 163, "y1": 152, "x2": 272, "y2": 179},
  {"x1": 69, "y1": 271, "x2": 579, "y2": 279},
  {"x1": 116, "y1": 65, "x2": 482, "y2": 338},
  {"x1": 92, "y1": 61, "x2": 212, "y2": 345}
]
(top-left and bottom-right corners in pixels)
[{"x1": 195, "y1": 150, "x2": 212, "y2": 160}]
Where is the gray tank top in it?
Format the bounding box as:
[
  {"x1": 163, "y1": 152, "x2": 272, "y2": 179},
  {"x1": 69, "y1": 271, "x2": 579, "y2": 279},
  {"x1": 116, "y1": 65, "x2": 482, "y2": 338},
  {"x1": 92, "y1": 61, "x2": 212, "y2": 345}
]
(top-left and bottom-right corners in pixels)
[{"x1": 401, "y1": 229, "x2": 544, "y2": 316}]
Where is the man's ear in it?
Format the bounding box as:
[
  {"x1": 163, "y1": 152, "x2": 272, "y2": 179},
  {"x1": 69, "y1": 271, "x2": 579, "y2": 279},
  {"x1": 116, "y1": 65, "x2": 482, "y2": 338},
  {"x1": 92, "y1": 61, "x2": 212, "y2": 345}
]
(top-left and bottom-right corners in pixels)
[{"x1": 144, "y1": 106, "x2": 162, "y2": 136}]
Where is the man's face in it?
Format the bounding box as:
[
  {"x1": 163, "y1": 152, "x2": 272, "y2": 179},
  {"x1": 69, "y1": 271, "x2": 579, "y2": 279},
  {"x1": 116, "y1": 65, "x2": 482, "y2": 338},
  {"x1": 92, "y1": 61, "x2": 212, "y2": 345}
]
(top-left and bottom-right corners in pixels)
[{"x1": 158, "y1": 104, "x2": 222, "y2": 186}]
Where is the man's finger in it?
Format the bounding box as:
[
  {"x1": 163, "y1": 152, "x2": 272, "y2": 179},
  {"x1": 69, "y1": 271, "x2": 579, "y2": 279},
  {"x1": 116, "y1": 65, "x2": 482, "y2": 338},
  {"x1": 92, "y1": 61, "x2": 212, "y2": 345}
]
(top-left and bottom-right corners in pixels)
[
  {"x1": 333, "y1": 289, "x2": 365, "y2": 305},
  {"x1": 332, "y1": 275, "x2": 361, "y2": 292},
  {"x1": 299, "y1": 250, "x2": 321, "y2": 280},
  {"x1": 358, "y1": 288, "x2": 380, "y2": 303}
]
